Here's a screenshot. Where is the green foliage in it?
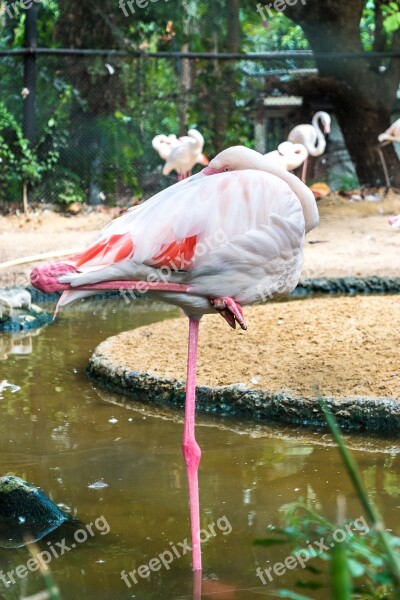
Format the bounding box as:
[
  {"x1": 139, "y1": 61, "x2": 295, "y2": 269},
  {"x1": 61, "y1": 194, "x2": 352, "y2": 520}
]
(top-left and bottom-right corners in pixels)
[
  {"x1": 256, "y1": 500, "x2": 400, "y2": 598},
  {"x1": 241, "y1": 11, "x2": 309, "y2": 53},
  {"x1": 39, "y1": 167, "x2": 85, "y2": 205},
  {"x1": 0, "y1": 85, "x2": 71, "y2": 202},
  {"x1": 382, "y1": 2, "x2": 400, "y2": 34},
  {"x1": 255, "y1": 404, "x2": 400, "y2": 598},
  {"x1": 360, "y1": 1, "x2": 400, "y2": 51}
]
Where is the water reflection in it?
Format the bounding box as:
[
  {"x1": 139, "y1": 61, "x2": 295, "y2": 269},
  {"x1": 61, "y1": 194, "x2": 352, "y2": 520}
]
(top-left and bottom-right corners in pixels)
[
  {"x1": 0, "y1": 328, "x2": 41, "y2": 360},
  {"x1": 0, "y1": 298, "x2": 399, "y2": 599}
]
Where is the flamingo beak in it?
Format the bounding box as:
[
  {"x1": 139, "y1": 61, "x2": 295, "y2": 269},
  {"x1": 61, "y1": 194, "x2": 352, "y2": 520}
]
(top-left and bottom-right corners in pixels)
[
  {"x1": 203, "y1": 166, "x2": 221, "y2": 176},
  {"x1": 199, "y1": 153, "x2": 209, "y2": 166},
  {"x1": 324, "y1": 124, "x2": 331, "y2": 135}
]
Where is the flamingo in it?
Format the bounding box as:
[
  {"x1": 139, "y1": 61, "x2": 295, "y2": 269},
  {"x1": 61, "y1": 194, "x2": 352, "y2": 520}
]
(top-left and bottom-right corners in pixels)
[
  {"x1": 264, "y1": 141, "x2": 308, "y2": 172},
  {"x1": 378, "y1": 117, "x2": 400, "y2": 195},
  {"x1": 30, "y1": 146, "x2": 319, "y2": 574},
  {"x1": 288, "y1": 111, "x2": 331, "y2": 182},
  {"x1": 162, "y1": 129, "x2": 208, "y2": 180},
  {"x1": 152, "y1": 134, "x2": 180, "y2": 161}
]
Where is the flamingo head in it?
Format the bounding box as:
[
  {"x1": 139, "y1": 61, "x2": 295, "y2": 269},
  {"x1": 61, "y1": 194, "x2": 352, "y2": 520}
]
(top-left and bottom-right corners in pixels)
[
  {"x1": 321, "y1": 112, "x2": 331, "y2": 135},
  {"x1": 203, "y1": 146, "x2": 265, "y2": 175}
]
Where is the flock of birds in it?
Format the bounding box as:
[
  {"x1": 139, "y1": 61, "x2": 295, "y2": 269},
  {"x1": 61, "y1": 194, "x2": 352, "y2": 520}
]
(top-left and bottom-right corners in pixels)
[
  {"x1": 30, "y1": 110, "x2": 399, "y2": 576},
  {"x1": 151, "y1": 112, "x2": 400, "y2": 227},
  {"x1": 152, "y1": 111, "x2": 332, "y2": 185}
]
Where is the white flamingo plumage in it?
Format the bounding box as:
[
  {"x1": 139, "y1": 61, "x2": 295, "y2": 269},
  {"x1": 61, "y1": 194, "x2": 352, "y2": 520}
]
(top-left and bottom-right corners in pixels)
[
  {"x1": 162, "y1": 129, "x2": 208, "y2": 180},
  {"x1": 152, "y1": 134, "x2": 180, "y2": 161},
  {"x1": 30, "y1": 145, "x2": 319, "y2": 574},
  {"x1": 288, "y1": 111, "x2": 331, "y2": 182},
  {"x1": 152, "y1": 131, "x2": 208, "y2": 180},
  {"x1": 378, "y1": 118, "x2": 400, "y2": 145},
  {"x1": 264, "y1": 141, "x2": 308, "y2": 172}
]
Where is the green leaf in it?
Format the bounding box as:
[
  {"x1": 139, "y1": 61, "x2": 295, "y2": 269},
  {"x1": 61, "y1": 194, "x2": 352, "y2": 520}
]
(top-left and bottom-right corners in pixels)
[{"x1": 347, "y1": 558, "x2": 365, "y2": 578}]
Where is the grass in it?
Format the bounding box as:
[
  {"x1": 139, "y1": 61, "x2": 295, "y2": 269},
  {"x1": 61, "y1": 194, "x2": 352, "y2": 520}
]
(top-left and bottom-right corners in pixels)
[{"x1": 254, "y1": 401, "x2": 400, "y2": 599}]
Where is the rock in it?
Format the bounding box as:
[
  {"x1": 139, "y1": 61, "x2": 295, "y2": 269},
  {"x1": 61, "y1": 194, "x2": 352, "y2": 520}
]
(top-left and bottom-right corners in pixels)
[
  {"x1": 0, "y1": 299, "x2": 12, "y2": 322},
  {"x1": 0, "y1": 476, "x2": 71, "y2": 548},
  {"x1": 0, "y1": 288, "x2": 31, "y2": 311},
  {"x1": 0, "y1": 290, "x2": 53, "y2": 332}
]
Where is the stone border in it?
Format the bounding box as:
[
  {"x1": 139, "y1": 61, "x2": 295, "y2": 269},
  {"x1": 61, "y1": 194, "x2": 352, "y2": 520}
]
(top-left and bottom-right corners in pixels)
[{"x1": 88, "y1": 350, "x2": 400, "y2": 434}]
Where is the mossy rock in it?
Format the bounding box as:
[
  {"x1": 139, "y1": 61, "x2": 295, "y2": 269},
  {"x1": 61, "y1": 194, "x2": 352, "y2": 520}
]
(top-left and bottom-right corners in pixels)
[{"x1": 0, "y1": 476, "x2": 71, "y2": 548}]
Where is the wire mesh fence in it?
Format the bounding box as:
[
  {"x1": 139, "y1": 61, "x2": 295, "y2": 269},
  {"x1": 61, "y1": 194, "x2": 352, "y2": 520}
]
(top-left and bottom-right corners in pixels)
[{"x1": 0, "y1": 50, "x2": 399, "y2": 206}]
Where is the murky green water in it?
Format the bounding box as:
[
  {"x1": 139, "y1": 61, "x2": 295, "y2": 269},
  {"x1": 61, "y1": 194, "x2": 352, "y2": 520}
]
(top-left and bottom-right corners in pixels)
[{"x1": 0, "y1": 299, "x2": 400, "y2": 600}]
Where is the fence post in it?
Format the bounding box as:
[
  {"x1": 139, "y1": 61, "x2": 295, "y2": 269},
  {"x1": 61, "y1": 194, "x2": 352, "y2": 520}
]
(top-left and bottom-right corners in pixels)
[{"x1": 22, "y1": 3, "x2": 38, "y2": 211}]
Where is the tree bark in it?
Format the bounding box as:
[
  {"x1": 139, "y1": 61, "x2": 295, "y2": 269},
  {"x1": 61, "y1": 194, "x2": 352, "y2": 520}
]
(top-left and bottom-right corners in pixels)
[
  {"x1": 212, "y1": 0, "x2": 240, "y2": 152},
  {"x1": 261, "y1": 0, "x2": 400, "y2": 187}
]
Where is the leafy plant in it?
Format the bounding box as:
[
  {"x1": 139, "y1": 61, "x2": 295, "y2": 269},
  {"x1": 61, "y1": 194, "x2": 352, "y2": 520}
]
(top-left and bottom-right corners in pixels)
[
  {"x1": 255, "y1": 403, "x2": 400, "y2": 599},
  {"x1": 38, "y1": 167, "x2": 85, "y2": 205},
  {"x1": 0, "y1": 85, "x2": 72, "y2": 204}
]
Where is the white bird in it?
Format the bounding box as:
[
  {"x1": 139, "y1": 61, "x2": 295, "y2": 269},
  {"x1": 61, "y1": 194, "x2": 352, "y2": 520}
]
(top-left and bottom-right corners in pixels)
[
  {"x1": 31, "y1": 145, "x2": 319, "y2": 574},
  {"x1": 152, "y1": 134, "x2": 180, "y2": 162},
  {"x1": 377, "y1": 118, "x2": 400, "y2": 194},
  {"x1": 162, "y1": 129, "x2": 208, "y2": 180},
  {"x1": 378, "y1": 118, "x2": 400, "y2": 145},
  {"x1": 288, "y1": 111, "x2": 331, "y2": 182},
  {"x1": 264, "y1": 142, "x2": 308, "y2": 172}
]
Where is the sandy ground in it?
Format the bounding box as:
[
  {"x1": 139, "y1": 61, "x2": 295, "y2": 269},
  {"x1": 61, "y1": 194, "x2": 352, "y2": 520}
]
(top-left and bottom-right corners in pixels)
[
  {"x1": 93, "y1": 296, "x2": 399, "y2": 399},
  {"x1": 0, "y1": 193, "x2": 400, "y2": 289},
  {"x1": 1, "y1": 193, "x2": 399, "y2": 401}
]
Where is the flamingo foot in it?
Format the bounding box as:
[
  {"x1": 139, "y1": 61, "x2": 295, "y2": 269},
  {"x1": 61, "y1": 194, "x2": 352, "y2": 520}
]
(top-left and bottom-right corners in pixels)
[{"x1": 210, "y1": 297, "x2": 247, "y2": 330}]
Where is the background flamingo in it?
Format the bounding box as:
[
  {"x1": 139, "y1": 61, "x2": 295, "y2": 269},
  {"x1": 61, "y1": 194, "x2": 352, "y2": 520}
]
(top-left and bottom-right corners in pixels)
[
  {"x1": 378, "y1": 117, "x2": 400, "y2": 196},
  {"x1": 265, "y1": 141, "x2": 308, "y2": 172},
  {"x1": 288, "y1": 111, "x2": 331, "y2": 182},
  {"x1": 152, "y1": 131, "x2": 208, "y2": 180},
  {"x1": 30, "y1": 146, "x2": 319, "y2": 575},
  {"x1": 162, "y1": 129, "x2": 208, "y2": 180},
  {"x1": 152, "y1": 133, "x2": 180, "y2": 161}
]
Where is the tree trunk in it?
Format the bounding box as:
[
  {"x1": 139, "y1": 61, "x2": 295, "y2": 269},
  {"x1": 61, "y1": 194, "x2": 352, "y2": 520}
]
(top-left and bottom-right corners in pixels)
[
  {"x1": 177, "y1": 10, "x2": 191, "y2": 136},
  {"x1": 334, "y1": 94, "x2": 400, "y2": 188},
  {"x1": 212, "y1": 0, "x2": 240, "y2": 152}
]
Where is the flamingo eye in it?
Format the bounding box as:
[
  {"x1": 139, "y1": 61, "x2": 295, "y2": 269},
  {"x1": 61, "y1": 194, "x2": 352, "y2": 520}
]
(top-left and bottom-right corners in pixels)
[{"x1": 223, "y1": 167, "x2": 231, "y2": 172}]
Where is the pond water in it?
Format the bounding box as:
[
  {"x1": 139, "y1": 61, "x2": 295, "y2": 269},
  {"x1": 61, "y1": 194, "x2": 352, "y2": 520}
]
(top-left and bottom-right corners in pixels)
[{"x1": 0, "y1": 299, "x2": 399, "y2": 600}]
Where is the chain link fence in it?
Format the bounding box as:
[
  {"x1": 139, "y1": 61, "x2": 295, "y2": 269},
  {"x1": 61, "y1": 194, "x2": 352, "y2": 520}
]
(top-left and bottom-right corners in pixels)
[{"x1": 0, "y1": 50, "x2": 399, "y2": 206}]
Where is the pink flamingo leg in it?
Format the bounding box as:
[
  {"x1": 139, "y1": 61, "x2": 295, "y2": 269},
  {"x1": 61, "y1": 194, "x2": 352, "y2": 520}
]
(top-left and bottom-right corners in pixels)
[
  {"x1": 301, "y1": 156, "x2": 308, "y2": 183},
  {"x1": 182, "y1": 317, "x2": 202, "y2": 571}
]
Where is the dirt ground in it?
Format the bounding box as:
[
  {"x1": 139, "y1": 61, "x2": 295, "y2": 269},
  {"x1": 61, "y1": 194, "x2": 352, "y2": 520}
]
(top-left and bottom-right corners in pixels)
[
  {"x1": 1, "y1": 192, "x2": 399, "y2": 288},
  {"x1": 93, "y1": 296, "x2": 400, "y2": 398},
  {"x1": 1, "y1": 192, "x2": 399, "y2": 400}
]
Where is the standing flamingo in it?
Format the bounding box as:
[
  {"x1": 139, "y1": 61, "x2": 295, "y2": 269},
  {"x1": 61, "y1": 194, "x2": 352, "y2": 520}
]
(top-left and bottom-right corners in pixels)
[
  {"x1": 30, "y1": 146, "x2": 319, "y2": 574},
  {"x1": 265, "y1": 141, "x2": 308, "y2": 172},
  {"x1": 152, "y1": 134, "x2": 180, "y2": 161},
  {"x1": 162, "y1": 129, "x2": 208, "y2": 180},
  {"x1": 288, "y1": 111, "x2": 331, "y2": 182},
  {"x1": 378, "y1": 117, "x2": 400, "y2": 195}
]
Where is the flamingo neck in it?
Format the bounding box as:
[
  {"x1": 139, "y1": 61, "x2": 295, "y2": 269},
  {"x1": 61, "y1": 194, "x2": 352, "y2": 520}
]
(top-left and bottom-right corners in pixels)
[{"x1": 311, "y1": 114, "x2": 327, "y2": 154}]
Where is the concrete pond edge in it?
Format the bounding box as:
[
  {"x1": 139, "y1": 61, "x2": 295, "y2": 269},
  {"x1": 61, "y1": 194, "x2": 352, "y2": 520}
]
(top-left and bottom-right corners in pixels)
[{"x1": 88, "y1": 350, "x2": 400, "y2": 434}]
